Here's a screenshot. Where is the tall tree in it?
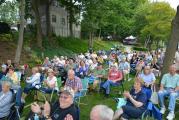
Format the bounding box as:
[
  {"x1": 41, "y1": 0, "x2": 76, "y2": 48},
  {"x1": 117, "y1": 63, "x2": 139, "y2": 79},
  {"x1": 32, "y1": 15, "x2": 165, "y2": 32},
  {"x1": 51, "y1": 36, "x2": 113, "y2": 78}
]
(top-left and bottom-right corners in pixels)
[
  {"x1": 60, "y1": 0, "x2": 81, "y2": 37},
  {"x1": 31, "y1": 0, "x2": 43, "y2": 48},
  {"x1": 14, "y1": 0, "x2": 25, "y2": 63},
  {"x1": 45, "y1": 0, "x2": 53, "y2": 39},
  {"x1": 133, "y1": 2, "x2": 175, "y2": 49},
  {"x1": 161, "y1": 6, "x2": 179, "y2": 79},
  {"x1": 81, "y1": 0, "x2": 106, "y2": 48}
]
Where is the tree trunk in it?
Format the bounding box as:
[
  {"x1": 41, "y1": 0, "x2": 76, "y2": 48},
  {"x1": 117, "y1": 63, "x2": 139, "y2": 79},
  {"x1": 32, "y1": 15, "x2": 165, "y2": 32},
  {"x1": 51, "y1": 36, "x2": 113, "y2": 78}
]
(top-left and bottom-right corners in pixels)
[
  {"x1": 69, "y1": 0, "x2": 73, "y2": 37},
  {"x1": 69, "y1": 13, "x2": 73, "y2": 37},
  {"x1": 161, "y1": 6, "x2": 179, "y2": 81},
  {"x1": 14, "y1": 0, "x2": 25, "y2": 64},
  {"x1": 98, "y1": 28, "x2": 101, "y2": 40},
  {"x1": 88, "y1": 31, "x2": 94, "y2": 49},
  {"x1": 46, "y1": 0, "x2": 53, "y2": 39},
  {"x1": 88, "y1": 31, "x2": 92, "y2": 49},
  {"x1": 156, "y1": 40, "x2": 159, "y2": 50},
  {"x1": 31, "y1": 0, "x2": 43, "y2": 48}
]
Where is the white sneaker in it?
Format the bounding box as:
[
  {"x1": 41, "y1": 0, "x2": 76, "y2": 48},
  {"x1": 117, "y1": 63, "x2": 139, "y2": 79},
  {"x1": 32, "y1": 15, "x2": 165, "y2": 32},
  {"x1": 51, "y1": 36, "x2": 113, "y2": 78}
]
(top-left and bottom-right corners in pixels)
[
  {"x1": 166, "y1": 112, "x2": 175, "y2": 120},
  {"x1": 160, "y1": 107, "x2": 166, "y2": 114}
]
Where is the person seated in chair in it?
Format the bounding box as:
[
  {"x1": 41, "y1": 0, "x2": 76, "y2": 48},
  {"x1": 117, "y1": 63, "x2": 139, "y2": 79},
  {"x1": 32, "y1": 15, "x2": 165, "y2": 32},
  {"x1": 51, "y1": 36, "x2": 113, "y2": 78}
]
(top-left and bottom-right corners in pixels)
[
  {"x1": 29, "y1": 90, "x2": 78, "y2": 120},
  {"x1": 138, "y1": 66, "x2": 156, "y2": 100},
  {"x1": 65, "y1": 69, "x2": 82, "y2": 98},
  {"x1": 113, "y1": 78, "x2": 147, "y2": 120},
  {"x1": 158, "y1": 65, "x2": 179, "y2": 120},
  {"x1": 6, "y1": 66, "x2": 22, "y2": 106},
  {"x1": 91, "y1": 63, "x2": 105, "y2": 91},
  {"x1": 75, "y1": 60, "x2": 88, "y2": 78},
  {"x1": 0, "y1": 81, "x2": 13, "y2": 119},
  {"x1": 118, "y1": 57, "x2": 130, "y2": 81},
  {"x1": 102, "y1": 64, "x2": 123, "y2": 97},
  {"x1": 23, "y1": 67, "x2": 41, "y2": 99},
  {"x1": 40, "y1": 69, "x2": 59, "y2": 93}
]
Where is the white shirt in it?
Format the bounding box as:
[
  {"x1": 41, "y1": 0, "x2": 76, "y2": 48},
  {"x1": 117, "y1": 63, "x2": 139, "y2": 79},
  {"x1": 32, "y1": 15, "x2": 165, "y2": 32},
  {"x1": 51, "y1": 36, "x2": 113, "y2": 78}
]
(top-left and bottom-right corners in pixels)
[
  {"x1": 26, "y1": 73, "x2": 41, "y2": 86},
  {"x1": 46, "y1": 76, "x2": 59, "y2": 91}
]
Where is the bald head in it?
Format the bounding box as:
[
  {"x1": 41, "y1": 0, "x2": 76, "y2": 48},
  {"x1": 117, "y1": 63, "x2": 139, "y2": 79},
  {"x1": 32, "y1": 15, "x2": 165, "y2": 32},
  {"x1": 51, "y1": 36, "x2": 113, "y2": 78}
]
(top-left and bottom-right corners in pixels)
[
  {"x1": 90, "y1": 105, "x2": 114, "y2": 120},
  {"x1": 68, "y1": 69, "x2": 75, "y2": 80},
  {"x1": 169, "y1": 65, "x2": 176, "y2": 75}
]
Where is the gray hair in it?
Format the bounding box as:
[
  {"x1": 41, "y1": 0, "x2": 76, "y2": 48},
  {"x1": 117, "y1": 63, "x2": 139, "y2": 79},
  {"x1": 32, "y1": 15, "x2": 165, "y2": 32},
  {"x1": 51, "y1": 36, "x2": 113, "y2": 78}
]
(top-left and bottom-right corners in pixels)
[
  {"x1": 1, "y1": 80, "x2": 12, "y2": 88},
  {"x1": 68, "y1": 69, "x2": 75, "y2": 75},
  {"x1": 91, "y1": 105, "x2": 114, "y2": 120}
]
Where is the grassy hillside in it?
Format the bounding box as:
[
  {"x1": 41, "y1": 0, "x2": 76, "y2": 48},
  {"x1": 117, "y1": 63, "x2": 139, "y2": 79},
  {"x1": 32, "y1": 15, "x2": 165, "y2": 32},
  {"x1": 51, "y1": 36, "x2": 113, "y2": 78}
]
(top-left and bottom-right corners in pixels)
[{"x1": 33, "y1": 37, "x2": 120, "y2": 59}]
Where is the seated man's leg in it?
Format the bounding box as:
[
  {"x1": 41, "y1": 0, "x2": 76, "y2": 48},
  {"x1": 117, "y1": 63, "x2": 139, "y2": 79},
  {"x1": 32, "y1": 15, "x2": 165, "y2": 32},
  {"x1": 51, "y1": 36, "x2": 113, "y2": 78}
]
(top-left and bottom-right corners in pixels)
[
  {"x1": 102, "y1": 80, "x2": 110, "y2": 94},
  {"x1": 166, "y1": 92, "x2": 179, "y2": 119},
  {"x1": 93, "y1": 80, "x2": 99, "y2": 89},
  {"x1": 102, "y1": 80, "x2": 117, "y2": 95},
  {"x1": 158, "y1": 89, "x2": 170, "y2": 113},
  {"x1": 168, "y1": 92, "x2": 179, "y2": 113},
  {"x1": 0, "y1": 84, "x2": 1, "y2": 92}
]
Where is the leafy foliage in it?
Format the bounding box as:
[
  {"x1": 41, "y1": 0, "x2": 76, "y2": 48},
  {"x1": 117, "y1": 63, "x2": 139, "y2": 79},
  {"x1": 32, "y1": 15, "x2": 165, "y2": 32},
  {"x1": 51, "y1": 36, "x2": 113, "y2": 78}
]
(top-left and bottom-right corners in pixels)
[
  {"x1": 0, "y1": 0, "x2": 19, "y2": 23},
  {"x1": 133, "y1": 46, "x2": 148, "y2": 51},
  {"x1": 0, "y1": 33, "x2": 13, "y2": 41},
  {"x1": 133, "y1": 2, "x2": 176, "y2": 45}
]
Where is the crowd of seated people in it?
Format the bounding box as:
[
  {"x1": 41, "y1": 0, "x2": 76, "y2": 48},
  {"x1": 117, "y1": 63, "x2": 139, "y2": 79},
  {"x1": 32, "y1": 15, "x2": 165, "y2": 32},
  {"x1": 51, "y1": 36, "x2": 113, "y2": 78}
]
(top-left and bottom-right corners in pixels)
[{"x1": 0, "y1": 47, "x2": 178, "y2": 120}]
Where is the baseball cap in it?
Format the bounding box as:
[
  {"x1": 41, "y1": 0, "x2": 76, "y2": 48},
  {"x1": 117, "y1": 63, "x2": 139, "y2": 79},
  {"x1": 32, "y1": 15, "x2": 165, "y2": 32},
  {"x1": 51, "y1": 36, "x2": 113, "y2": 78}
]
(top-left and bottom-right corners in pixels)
[{"x1": 59, "y1": 89, "x2": 75, "y2": 98}]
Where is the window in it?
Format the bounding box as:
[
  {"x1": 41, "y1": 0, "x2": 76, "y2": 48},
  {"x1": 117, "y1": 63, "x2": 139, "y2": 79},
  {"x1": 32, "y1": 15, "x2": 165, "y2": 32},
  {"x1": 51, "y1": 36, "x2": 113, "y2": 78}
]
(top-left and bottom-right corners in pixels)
[
  {"x1": 52, "y1": 15, "x2": 56, "y2": 23},
  {"x1": 61, "y1": 18, "x2": 65, "y2": 25}
]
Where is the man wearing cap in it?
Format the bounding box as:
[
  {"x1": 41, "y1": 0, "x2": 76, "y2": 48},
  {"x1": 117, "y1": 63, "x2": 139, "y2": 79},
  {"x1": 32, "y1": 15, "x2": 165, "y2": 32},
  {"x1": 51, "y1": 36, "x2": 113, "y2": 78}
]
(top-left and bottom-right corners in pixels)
[
  {"x1": 102, "y1": 65, "x2": 123, "y2": 97},
  {"x1": 30, "y1": 90, "x2": 78, "y2": 120}
]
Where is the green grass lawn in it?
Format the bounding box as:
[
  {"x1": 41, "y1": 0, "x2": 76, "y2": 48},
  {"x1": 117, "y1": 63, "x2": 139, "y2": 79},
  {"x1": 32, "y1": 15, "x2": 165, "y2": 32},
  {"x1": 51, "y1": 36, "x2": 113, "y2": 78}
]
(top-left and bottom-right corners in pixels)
[{"x1": 20, "y1": 75, "x2": 179, "y2": 120}]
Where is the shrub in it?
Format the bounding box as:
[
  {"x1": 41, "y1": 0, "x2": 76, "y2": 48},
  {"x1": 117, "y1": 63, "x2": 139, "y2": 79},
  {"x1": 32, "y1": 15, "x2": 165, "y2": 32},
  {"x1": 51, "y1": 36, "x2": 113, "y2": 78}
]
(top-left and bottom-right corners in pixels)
[
  {"x1": 0, "y1": 34, "x2": 13, "y2": 42},
  {"x1": 133, "y1": 46, "x2": 148, "y2": 51}
]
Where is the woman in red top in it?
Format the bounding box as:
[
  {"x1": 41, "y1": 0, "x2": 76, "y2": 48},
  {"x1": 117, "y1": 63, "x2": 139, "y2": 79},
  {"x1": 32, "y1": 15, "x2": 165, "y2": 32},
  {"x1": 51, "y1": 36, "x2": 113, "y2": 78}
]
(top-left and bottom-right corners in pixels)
[{"x1": 102, "y1": 64, "x2": 123, "y2": 97}]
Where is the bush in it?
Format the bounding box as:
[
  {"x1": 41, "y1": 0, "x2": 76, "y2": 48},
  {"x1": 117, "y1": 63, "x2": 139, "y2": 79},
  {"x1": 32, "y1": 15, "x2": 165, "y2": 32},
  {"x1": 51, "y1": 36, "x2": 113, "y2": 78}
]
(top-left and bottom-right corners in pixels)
[
  {"x1": 133, "y1": 46, "x2": 148, "y2": 51},
  {"x1": 0, "y1": 34, "x2": 13, "y2": 42}
]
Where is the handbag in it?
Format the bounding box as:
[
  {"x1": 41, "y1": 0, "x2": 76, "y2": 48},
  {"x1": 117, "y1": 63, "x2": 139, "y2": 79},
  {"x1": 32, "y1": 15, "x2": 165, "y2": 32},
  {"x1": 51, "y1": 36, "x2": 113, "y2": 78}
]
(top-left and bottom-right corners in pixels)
[
  {"x1": 117, "y1": 98, "x2": 127, "y2": 109},
  {"x1": 150, "y1": 85, "x2": 158, "y2": 104}
]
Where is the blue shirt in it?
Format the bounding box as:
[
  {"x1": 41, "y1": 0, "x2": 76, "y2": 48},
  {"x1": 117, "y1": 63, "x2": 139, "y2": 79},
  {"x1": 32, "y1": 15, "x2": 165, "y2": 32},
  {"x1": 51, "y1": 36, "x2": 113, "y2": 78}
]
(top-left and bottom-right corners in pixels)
[
  {"x1": 127, "y1": 89, "x2": 147, "y2": 110},
  {"x1": 139, "y1": 73, "x2": 156, "y2": 84},
  {"x1": 119, "y1": 62, "x2": 130, "y2": 71}
]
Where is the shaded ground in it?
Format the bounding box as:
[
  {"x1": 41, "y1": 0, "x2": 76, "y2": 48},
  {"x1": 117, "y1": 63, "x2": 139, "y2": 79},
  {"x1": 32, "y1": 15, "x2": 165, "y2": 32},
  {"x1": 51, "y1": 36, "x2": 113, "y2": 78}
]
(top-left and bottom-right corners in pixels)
[{"x1": 0, "y1": 41, "x2": 30, "y2": 64}]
